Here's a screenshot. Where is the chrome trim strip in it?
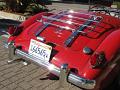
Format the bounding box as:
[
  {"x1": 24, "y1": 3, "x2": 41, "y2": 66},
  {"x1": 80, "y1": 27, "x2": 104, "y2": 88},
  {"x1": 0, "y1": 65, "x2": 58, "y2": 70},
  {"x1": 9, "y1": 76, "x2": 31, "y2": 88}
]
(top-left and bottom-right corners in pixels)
[
  {"x1": 42, "y1": 16, "x2": 94, "y2": 28},
  {"x1": 4, "y1": 42, "x2": 95, "y2": 89},
  {"x1": 68, "y1": 10, "x2": 97, "y2": 17},
  {"x1": 68, "y1": 10, "x2": 102, "y2": 20},
  {"x1": 56, "y1": 13, "x2": 100, "y2": 23}
]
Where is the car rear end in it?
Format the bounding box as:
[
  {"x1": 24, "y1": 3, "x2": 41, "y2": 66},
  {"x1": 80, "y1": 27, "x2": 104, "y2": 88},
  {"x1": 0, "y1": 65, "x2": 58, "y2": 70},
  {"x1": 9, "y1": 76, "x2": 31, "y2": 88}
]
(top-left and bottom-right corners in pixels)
[{"x1": 4, "y1": 10, "x2": 120, "y2": 89}]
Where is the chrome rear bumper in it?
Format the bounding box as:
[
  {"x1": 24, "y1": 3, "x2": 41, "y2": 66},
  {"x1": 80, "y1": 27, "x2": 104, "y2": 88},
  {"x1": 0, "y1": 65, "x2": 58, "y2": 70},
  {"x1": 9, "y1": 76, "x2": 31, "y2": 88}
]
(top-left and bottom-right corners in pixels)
[{"x1": 3, "y1": 41, "x2": 96, "y2": 89}]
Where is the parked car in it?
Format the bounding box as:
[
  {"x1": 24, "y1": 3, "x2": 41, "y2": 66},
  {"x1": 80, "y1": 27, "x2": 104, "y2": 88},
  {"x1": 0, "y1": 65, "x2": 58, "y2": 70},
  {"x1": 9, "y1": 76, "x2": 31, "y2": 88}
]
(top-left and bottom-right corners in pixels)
[{"x1": 3, "y1": 5, "x2": 120, "y2": 90}]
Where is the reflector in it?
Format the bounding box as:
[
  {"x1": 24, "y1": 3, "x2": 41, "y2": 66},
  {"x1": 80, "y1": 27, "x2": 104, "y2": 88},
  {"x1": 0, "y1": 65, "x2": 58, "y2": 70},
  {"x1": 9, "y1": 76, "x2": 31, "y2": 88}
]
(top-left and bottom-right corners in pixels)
[{"x1": 90, "y1": 52, "x2": 106, "y2": 68}]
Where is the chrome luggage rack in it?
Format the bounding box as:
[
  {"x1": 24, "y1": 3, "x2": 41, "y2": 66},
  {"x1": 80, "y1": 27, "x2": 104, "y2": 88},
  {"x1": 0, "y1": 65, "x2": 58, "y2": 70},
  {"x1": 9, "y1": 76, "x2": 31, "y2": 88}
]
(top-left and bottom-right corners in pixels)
[
  {"x1": 37, "y1": 10, "x2": 102, "y2": 32},
  {"x1": 36, "y1": 10, "x2": 103, "y2": 46}
]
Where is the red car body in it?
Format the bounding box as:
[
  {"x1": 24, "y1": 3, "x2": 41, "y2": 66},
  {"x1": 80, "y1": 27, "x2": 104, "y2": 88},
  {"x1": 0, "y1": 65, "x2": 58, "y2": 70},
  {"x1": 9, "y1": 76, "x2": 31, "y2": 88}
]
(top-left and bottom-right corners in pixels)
[{"x1": 4, "y1": 10, "x2": 120, "y2": 89}]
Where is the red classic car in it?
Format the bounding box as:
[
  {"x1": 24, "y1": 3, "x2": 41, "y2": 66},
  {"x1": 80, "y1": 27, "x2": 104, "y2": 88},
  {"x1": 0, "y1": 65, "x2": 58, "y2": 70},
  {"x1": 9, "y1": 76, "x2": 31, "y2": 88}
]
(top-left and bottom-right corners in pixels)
[{"x1": 3, "y1": 8, "x2": 120, "y2": 90}]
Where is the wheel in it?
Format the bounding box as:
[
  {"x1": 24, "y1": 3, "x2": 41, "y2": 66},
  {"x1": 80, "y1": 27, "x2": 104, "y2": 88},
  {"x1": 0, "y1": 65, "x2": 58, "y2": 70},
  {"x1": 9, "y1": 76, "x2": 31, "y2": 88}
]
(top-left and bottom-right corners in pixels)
[
  {"x1": 101, "y1": 52, "x2": 120, "y2": 90},
  {"x1": 102, "y1": 70, "x2": 120, "y2": 90}
]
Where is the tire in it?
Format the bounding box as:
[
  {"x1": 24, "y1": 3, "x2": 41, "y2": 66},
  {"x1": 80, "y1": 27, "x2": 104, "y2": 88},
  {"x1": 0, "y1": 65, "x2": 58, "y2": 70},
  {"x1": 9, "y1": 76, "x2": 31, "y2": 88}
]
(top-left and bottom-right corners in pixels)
[
  {"x1": 115, "y1": 73, "x2": 120, "y2": 90},
  {"x1": 102, "y1": 52, "x2": 120, "y2": 90},
  {"x1": 102, "y1": 70, "x2": 120, "y2": 90}
]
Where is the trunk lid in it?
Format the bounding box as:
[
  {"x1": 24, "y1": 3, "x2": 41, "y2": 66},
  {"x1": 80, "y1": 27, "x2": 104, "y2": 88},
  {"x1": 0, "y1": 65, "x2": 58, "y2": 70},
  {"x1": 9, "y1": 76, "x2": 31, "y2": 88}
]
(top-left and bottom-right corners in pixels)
[{"x1": 27, "y1": 10, "x2": 119, "y2": 51}]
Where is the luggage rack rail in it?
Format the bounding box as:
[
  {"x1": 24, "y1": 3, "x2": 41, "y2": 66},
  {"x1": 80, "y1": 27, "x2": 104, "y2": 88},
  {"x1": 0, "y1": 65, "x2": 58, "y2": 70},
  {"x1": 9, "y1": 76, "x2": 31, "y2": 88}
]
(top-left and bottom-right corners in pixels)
[
  {"x1": 56, "y1": 14, "x2": 100, "y2": 23},
  {"x1": 37, "y1": 20, "x2": 75, "y2": 32},
  {"x1": 42, "y1": 16, "x2": 94, "y2": 28}
]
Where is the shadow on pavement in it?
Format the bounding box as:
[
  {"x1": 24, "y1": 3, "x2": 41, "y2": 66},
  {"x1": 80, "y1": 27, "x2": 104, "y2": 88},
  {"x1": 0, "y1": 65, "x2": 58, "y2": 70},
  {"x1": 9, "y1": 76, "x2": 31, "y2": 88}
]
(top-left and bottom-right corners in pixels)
[{"x1": 40, "y1": 73, "x2": 59, "y2": 80}]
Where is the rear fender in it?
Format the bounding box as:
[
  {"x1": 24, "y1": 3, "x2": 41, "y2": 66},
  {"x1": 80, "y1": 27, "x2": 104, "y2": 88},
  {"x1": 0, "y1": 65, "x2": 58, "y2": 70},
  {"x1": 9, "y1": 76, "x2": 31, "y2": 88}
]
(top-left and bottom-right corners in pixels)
[
  {"x1": 8, "y1": 12, "x2": 53, "y2": 42},
  {"x1": 95, "y1": 29, "x2": 120, "y2": 61},
  {"x1": 82, "y1": 29, "x2": 120, "y2": 86},
  {"x1": 94, "y1": 29, "x2": 120, "y2": 89}
]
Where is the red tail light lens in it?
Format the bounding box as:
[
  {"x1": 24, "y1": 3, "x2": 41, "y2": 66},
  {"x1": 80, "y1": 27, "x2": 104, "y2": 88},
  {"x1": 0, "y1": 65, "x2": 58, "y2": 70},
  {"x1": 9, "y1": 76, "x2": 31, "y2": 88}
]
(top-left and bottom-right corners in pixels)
[
  {"x1": 90, "y1": 52, "x2": 106, "y2": 68},
  {"x1": 8, "y1": 25, "x2": 23, "y2": 36}
]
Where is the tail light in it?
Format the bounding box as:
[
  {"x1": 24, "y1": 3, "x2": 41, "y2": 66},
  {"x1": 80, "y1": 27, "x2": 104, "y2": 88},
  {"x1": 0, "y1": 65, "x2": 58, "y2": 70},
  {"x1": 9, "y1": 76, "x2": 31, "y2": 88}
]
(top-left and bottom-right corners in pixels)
[
  {"x1": 90, "y1": 52, "x2": 107, "y2": 69},
  {"x1": 8, "y1": 25, "x2": 23, "y2": 36}
]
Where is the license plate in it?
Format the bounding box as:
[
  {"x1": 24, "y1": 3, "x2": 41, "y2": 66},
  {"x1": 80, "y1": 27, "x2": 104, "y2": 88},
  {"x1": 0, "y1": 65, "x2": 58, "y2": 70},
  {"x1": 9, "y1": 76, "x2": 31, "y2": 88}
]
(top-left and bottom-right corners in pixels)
[{"x1": 28, "y1": 39, "x2": 52, "y2": 62}]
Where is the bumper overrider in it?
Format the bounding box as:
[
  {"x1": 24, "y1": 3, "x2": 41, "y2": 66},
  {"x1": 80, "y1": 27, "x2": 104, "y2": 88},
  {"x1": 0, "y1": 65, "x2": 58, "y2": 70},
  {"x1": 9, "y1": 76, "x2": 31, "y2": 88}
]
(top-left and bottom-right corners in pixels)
[{"x1": 3, "y1": 41, "x2": 96, "y2": 89}]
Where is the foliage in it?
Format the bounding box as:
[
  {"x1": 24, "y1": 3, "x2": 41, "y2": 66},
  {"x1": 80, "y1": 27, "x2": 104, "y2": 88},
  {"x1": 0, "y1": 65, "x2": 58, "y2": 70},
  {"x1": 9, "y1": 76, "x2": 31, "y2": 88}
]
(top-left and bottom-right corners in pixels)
[
  {"x1": 2, "y1": 0, "x2": 51, "y2": 13},
  {"x1": 113, "y1": 1, "x2": 120, "y2": 9}
]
